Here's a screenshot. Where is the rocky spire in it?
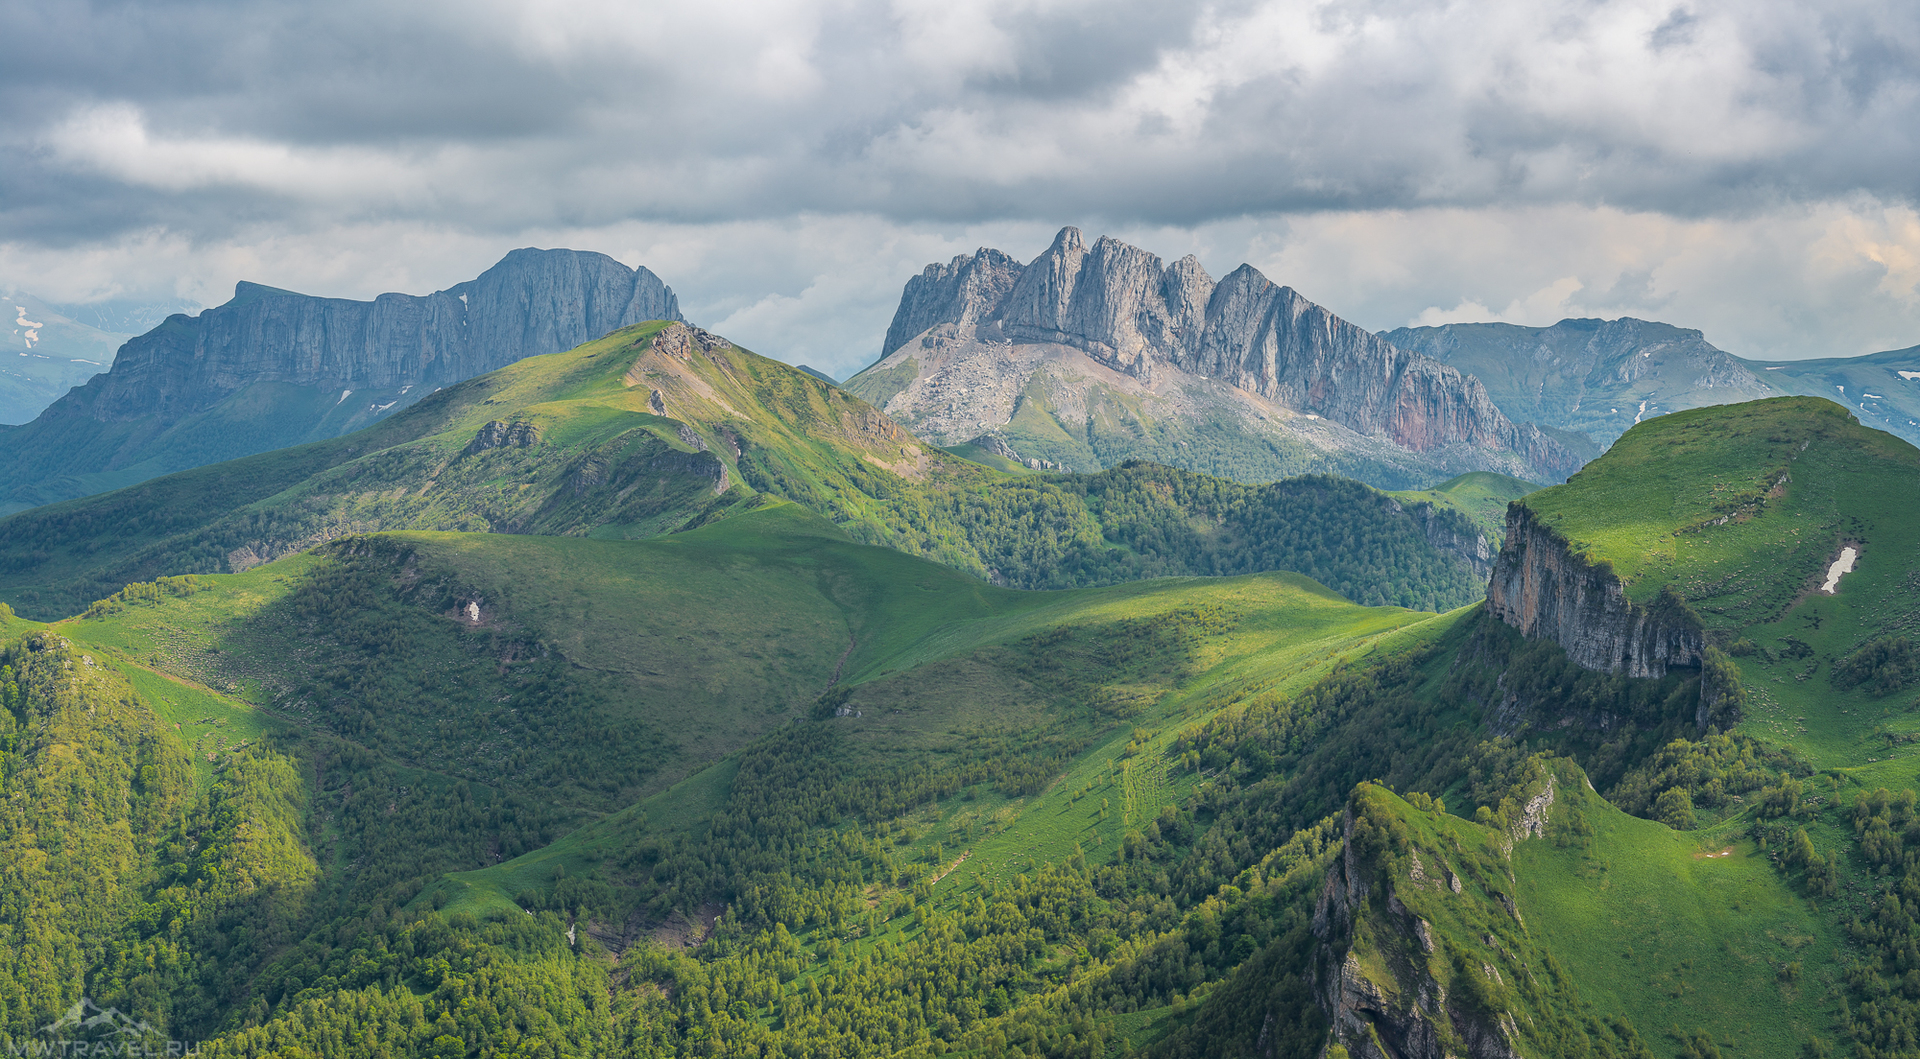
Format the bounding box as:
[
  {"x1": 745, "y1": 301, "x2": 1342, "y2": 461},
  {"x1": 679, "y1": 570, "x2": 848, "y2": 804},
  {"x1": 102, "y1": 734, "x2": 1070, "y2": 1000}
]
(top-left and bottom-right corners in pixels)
[{"x1": 871, "y1": 227, "x2": 1580, "y2": 480}]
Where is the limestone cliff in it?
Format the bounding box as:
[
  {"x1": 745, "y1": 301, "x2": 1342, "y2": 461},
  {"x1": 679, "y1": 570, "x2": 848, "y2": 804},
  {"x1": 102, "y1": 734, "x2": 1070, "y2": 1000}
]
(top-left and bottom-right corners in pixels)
[
  {"x1": 1485, "y1": 505, "x2": 1705, "y2": 680},
  {"x1": 0, "y1": 248, "x2": 681, "y2": 512},
  {"x1": 1311, "y1": 787, "x2": 1554, "y2": 1059},
  {"x1": 62, "y1": 248, "x2": 679, "y2": 425},
  {"x1": 1388, "y1": 497, "x2": 1498, "y2": 583},
  {"x1": 857, "y1": 227, "x2": 1580, "y2": 488}
]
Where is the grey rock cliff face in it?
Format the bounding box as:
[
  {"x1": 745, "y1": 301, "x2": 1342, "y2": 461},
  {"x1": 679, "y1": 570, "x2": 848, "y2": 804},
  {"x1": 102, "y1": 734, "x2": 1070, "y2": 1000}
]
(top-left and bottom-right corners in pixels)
[
  {"x1": 1485, "y1": 505, "x2": 1705, "y2": 679},
  {"x1": 57, "y1": 248, "x2": 680, "y2": 425},
  {"x1": 875, "y1": 227, "x2": 1579, "y2": 482},
  {"x1": 882, "y1": 248, "x2": 1025, "y2": 361},
  {"x1": 1390, "y1": 497, "x2": 1498, "y2": 582}
]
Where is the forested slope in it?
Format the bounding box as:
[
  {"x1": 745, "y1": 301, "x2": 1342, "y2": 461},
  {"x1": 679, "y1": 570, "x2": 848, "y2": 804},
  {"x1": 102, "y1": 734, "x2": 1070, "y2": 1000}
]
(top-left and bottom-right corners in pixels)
[{"x1": 0, "y1": 322, "x2": 1493, "y2": 620}]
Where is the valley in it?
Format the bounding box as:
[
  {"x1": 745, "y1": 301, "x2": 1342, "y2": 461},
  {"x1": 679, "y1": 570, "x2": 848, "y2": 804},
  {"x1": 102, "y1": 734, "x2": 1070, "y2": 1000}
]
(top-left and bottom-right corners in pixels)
[{"x1": 0, "y1": 313, "x2": 1914, "y2": 1058}]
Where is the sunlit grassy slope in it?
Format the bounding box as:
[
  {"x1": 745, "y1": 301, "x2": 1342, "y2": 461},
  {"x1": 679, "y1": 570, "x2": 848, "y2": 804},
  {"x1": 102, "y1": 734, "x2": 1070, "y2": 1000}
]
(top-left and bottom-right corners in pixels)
[
  {"x1": 45, "y1": 499, "x2": 1435, "y2": 825},
  {"x1": 1515, "y1": 396, "x2": 1920, "y2": 768},
  {"x1": 438, "y1": 557, "x2": 1446, "y2": 917},
  {"x1": 1512, "y1": 767, "x2": 1843, "y2": 1056},
  {"x1": 1389, "y1": 469, "x2": 1540, "y2": 540},
  {"x1": 0, "y1": 321, "x2": 981, "y2": 619}
]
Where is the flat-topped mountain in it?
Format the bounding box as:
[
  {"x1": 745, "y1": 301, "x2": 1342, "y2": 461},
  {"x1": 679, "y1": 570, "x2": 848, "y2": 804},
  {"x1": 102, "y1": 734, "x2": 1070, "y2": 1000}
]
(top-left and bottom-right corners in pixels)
[
  {"x1": 1386, "y1": 317, "x2": 1920, "y2": 455},
  {"x1": 0, "y1": 248, "x2": 680, "y2": 513},
  {"x1": 849, "y1": 227, "x2": 1579, "y2": 489}
]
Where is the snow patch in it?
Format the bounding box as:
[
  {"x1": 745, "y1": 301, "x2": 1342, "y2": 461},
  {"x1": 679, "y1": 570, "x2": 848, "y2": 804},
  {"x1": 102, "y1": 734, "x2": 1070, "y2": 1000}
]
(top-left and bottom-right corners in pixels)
[
  {"x1": 1766, "y1": 365, "x2": 1786, "y2": 370},
  {"x1": 334, "y1": 389, "x2": 352, "y2": 405},
  {"x1": 1820, "y1": 547, "x2": 1858, "y2": 594},
  {"x1": 13, "y1": 306, "x2": 42, "y2": 348},
  {"x1": 1899, "y1": 370, "x2": 1920, "y2": 381},
  {"x1": 1836, "y1": 384, "x2": 1845, "y2": 394},
  {"x1": 1865, "y1": 393, "x2": 1885, "y2": 399}
]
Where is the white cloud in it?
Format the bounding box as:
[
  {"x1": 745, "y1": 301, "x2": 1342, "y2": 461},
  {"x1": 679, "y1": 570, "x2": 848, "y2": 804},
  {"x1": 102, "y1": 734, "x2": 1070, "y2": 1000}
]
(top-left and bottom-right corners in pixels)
[{"x1": 0, "y1": 0, "x2": 1917, "y2": 377}]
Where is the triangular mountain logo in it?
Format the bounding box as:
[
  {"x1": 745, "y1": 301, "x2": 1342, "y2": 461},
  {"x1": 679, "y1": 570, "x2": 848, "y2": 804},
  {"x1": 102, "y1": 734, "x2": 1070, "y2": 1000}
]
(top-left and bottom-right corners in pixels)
[{"x1": 41, "y1": 997, "x2": 154, "y2": 1038}]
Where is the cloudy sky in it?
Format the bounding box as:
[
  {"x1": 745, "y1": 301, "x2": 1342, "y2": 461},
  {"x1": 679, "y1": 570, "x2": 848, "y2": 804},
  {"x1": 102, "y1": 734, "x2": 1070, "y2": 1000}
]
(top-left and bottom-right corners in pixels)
[{"x1": 3, "y1": 0, "x2": 1918, "y2": 379}]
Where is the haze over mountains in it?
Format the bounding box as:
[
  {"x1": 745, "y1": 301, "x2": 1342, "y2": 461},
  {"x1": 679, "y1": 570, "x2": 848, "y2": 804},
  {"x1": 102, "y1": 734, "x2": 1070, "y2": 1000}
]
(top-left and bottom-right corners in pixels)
[
  {"x1": 1389, "y1": 317, "x2": 1920, "y2": 454},
  {"x1": 1, "y1": 291, "x2": 143, "y2": 427},
  {"x1": 2, "y1": 266, "x2": 1920, "y2": 1056},
  {"x1": 849, "y1": 228, "x2": 1582, "y2": 490},
  {"x1": 0, "y1": 249, "x2": 680, "y2": 514}
]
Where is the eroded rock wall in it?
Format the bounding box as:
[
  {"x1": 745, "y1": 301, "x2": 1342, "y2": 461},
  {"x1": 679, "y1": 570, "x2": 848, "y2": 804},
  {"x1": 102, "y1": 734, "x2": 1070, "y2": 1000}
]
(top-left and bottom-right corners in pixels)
[
  {"x1": 873, "y1": 227, "x2": 1581, "y2": 482},
  {"x1": 1485, "y1": 505, "x2": 1705, "y2": 680},
  {"x1": 63, "y1": 248, "x2": 680, "y2": 425}
]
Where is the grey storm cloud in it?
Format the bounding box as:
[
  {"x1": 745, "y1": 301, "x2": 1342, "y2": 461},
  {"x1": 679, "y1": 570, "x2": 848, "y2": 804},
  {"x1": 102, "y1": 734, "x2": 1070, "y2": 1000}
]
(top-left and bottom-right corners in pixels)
[
  {"x1": 4, "y1": 0, "x2": 1919, "y2": 242},
  {"x1": 5, "y1": 0, "x2": 1920, "y2": 382}
]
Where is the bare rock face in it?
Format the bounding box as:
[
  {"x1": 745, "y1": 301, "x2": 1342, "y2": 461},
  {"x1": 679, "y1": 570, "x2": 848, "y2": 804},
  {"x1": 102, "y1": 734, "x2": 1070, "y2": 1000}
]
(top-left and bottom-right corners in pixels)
[
  {"x1": 464, "y1": 419, "x2": 541, "y2": 455},
  {"x1": 1485, "y1": 505, "x2": 1705, "y2": 680},
  {"x1": 60, "y1": 248, "x2": 680, "y2": 426},
  {"x1": 1312, "y1": 805, "x2": 1525, "y2": 1059},
  {"x1": 868, "y1": 227, "x2": 1580, "y2": 484},
  {"x1": 1389, "y1": 497, "x2": 1498, "y2": 582},
  {"x1": 883, "y1": 248, "x2": 1025, "y2": 360}
]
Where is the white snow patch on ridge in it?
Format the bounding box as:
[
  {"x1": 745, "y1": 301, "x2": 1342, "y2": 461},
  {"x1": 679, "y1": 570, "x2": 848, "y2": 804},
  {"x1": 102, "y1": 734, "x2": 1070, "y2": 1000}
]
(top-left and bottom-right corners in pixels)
[{"x1": 1821, "y1": 547, "x2": 1858, "y2": 594}]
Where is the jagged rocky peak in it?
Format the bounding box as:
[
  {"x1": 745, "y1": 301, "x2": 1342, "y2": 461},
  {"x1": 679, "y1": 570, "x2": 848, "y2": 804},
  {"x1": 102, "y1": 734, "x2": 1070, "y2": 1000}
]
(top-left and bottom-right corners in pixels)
[
  {"x1": 882, "y1": 248, "x2": 1026, "y2": 359},
  {"x1": 874, "y1": 227, "x2": 1580, "y2": 480}
]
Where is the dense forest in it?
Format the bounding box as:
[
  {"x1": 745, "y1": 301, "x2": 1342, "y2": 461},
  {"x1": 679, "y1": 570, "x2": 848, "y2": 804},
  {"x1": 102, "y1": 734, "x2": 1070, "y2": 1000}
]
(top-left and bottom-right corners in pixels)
[
  {"x1": 764, "y1": 461, "x2": 1491, "y2": 612},
  {"x1": 0, "y1": 596, "x2": 1769, "y2": 1057}
]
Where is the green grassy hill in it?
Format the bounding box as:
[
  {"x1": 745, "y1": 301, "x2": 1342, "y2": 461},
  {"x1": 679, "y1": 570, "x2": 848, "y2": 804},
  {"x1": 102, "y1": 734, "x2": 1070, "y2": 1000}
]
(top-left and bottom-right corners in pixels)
[
  {"x1": 9, "y1": 374, "x2": 1912, "y2": 1056},
  {"x1": 0, "y1": 323, "x2": 1494, "y2": 621},
  {"x1": 0, "y1": 493, "x2": 1467, "y2": 1055},
  {"x1": 1390, "y1": 469, "x2": 1540, "y2": 541}
]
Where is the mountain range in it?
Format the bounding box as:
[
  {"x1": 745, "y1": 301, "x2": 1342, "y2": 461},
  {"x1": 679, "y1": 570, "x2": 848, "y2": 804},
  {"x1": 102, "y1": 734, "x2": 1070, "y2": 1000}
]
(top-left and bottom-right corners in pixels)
[
  {"x1": 1, "y1": 291, "x2": 143, "y2": 427},
  {"x1": 6, "y1": 230, "x2": 1920, "y2": 1057},
  {"x1": 847, "y1": 228, "x2": 1583, "y2": 490},
  {"x1": 0, "y1": 249, "x2": 680, "y2": 514},
  {"x1": 1388, "y1": 316, "x2": 1920, "y2": 454}
]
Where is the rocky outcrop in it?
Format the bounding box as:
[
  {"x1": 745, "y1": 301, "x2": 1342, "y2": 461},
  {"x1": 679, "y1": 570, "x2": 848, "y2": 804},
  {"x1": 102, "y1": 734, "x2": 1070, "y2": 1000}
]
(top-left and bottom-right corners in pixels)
[
  {"x1": 52, "y1": 248, "x2": 679, "y2": 427},
  {"x1": 646, "y1": 321, "x2": 731, "y2": 361},
  {"x1": 1485, "y1": 504, "x2": 1705, "y2": 679},
  {"x1": 465, "y1": 419, "x2": 541, "y2": 454},
  {"x1": 883, "y1": 249, "x2": 1024, "y2": 359},
  {"x1": 1312, "y1": 803, "x2": 1526, "y2": 1059},
  {"x1": 873, "y1": 227, "x2": 1580, "y2": 482}
]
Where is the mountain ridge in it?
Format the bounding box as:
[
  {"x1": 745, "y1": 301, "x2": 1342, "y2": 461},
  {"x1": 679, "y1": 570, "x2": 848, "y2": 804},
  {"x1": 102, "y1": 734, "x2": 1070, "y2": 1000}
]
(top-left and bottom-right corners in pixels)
[
  {"x1": 0, "y1": 248, "x2": 681, "y2": 514},
  {"x1": 1385, "y1": 316, "x2": 1920, "y2": 454},
  {"x1": 851, "y1": 227, "x2": 1580, "y2": 488}
]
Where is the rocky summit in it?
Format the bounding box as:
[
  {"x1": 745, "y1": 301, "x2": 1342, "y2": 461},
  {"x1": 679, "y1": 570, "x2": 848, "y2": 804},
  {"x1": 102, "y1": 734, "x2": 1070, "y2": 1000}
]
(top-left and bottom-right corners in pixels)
[
  {"x1": 0, "y1": 248, "x2": 680, "y2": 513},
  {"x1": 848, "y1": 227, "x2": 1579, "y2": 489}
]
